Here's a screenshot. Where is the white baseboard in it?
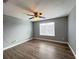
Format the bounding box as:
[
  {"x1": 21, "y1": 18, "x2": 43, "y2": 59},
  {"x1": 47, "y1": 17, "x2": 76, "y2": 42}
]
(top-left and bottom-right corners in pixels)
[
  {"x1": 3, "y1": 38, "x2": 33, "y2": 51},
  {"x1": 4, "y1": 37, "x2": 76, "y2": 58},
  {"x1": 67, "y1": 43, "x2": 76, "y2": 58},
  {"x1": 33, "y1": 37, "x2": 68, "y2": 44}
]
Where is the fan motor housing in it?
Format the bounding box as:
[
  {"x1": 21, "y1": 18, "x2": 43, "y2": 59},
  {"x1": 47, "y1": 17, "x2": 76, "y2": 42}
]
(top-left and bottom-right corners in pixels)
[{"x1": 34, "y1": 12, "x2": 42, "y2": 17}]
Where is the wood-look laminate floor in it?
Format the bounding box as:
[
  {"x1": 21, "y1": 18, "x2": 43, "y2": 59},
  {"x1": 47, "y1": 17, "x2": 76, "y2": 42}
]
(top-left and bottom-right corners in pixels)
[{"x1": 3, "y1": 39, "x2": 75, "y2": 59}]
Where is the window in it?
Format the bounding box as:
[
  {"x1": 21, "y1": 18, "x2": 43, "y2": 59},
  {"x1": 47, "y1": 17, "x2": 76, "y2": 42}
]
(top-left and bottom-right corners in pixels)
[{"x1": 40, "y1": 22, "x2": 55, "y2": 36}]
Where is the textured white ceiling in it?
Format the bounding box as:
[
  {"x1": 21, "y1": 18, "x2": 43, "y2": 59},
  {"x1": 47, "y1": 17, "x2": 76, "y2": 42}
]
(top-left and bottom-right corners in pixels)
[{"x1": 3, "y1": 0, "x2": 75, "y2": 21}]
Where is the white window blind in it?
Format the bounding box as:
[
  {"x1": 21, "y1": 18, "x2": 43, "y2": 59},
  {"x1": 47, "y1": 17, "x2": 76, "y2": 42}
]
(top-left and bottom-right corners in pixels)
[{"x1": 40, "y1": 22, "x2": 55, "y2": 36}]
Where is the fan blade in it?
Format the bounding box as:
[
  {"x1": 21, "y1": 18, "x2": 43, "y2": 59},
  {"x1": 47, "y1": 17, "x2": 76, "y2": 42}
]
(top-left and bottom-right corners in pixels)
[
  {"x1": 24, "y1": 13, "x2": 34, "y2": 16},
  {"x1": 9, "y1": 1, "x2": 35, "y2": 13},
  {"x1": 27, "y1": 14, "x2": 34, "y2": 16},
  {"x1": 35, "y1": 0, "x2": 42, "y2": 6},
  {"x1": 30, "y1": 0, "x2": 42, "y2": 12},
  {"x1": 29, "y1": 17, "x2": 34, "y2": 19},
  {"x1": 39, "y1": 16, "x2": 46, "y2": 18}
]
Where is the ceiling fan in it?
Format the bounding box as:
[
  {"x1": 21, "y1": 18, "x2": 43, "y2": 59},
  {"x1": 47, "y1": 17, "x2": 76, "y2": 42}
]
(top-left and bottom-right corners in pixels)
[
  {"x1": 3, "y1": 0, "x2": 49, "y2": 20},
  {"x1": 25, "y1": 12, "x2": 45, "y2": 19},
  {"x1": 23, "y1": 0, "x2": 46, "y2": 20}
]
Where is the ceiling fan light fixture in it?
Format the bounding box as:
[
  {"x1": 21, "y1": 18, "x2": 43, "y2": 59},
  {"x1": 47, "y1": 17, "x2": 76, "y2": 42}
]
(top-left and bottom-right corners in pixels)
[{"x1": 34, "y1": 17, "x2": 40, "y2": 21}]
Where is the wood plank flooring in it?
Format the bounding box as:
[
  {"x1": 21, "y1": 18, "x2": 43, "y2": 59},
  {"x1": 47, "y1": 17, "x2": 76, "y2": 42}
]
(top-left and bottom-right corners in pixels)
[{"x1": 3, "y1": 39, "x2": 75, "y2": 59}]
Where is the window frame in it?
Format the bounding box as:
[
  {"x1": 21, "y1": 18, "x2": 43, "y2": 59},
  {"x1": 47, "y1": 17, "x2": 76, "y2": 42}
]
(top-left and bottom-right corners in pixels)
[{"x1": 39, "y1": 22, "x2": 55, "y2": 36}]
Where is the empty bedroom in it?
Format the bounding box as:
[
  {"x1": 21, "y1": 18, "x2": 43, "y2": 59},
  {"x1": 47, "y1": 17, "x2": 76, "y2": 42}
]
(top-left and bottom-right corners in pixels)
[{"x1": 3, "y1": 0, "x2": 76, "y2": 59}]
